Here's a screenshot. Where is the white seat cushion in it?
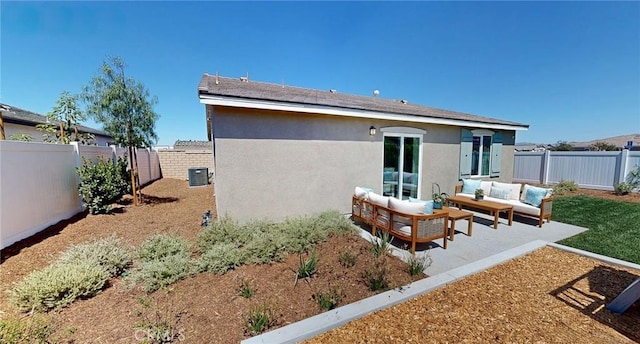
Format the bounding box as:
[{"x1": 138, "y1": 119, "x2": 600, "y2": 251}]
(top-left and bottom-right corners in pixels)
[
  {"x1": 388, "y1": 197, "x2": 425, "y2": 215},
  {"x1": 368, "y1": 192, "x2": 390, "y2": 207}
]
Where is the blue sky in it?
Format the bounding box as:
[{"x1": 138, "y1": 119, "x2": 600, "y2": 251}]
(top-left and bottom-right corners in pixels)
[{"x1": 2, "y1": 1, "x2": 639, "y2": 146}]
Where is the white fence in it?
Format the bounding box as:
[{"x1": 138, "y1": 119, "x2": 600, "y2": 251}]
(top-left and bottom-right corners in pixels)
[
  {"x1": 0, "y1": 141, "x2": 161, "y2": 249},
  {"x1": 513, "y1": 150, "x2": 640, "y2": 190}
]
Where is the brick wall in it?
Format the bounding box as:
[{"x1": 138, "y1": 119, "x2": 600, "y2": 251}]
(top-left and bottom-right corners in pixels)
[{"x1": 157, "y1": 149, "x2": 214, "y2": 180}]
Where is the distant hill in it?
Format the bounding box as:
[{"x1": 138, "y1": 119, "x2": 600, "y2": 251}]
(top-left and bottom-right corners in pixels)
[
  {"x1": 516, "y1": 133, "x2": 640, "y2": 151},
  {"x1": 569, "y1": 133, "x2": 640, "y2": 149}
]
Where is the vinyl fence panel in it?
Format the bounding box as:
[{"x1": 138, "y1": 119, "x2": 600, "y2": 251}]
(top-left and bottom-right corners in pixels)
[
  {"x1": 0, "y1": 141, "x2": 81, "y2": 249},
  {"x1": 1, "y1": 141, "x2": 162, "y2": 249},
  {"x1": 514, "y1": 150, "x2": 639, "y2": 191}
]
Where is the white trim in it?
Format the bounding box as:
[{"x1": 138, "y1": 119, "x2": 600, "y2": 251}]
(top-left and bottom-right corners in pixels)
[
  {"x1": 382, "y1": 131, "x2": 423, "y2": 199},
  {"x1": 380, "y1": 127, "x2": 426, "y2": 135},
  {"x1": 471, "y1": 129, "x2": 495, "y2": 136},
  {"x1": 199, "y1": 95, "x2": 528, "y2": 132}
]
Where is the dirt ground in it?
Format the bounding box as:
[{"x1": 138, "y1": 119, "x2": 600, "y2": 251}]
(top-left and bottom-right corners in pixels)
[
  {"x1": 1, "y1": 180, "x2": 638, "y2": 343},
  {"x1": 0, "y1": 179, "x2": 420, "y2": 343}
]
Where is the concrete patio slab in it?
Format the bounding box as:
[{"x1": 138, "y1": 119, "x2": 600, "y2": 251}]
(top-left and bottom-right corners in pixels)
[{"x1": 410, "y1": 211, "x2": 588, "y2": 275}]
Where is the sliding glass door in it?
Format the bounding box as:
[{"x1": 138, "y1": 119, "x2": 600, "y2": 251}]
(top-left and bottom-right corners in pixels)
[{"x1": 383, "y1": 134, "x2": 422, "y2": 200}]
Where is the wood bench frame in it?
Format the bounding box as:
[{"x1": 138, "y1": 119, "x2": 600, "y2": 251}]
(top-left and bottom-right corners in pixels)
[
  {"x1": 352, "y1": 196, "x2": 449, "y2": 253},
  {"x1": 454, "y1": 184, "x2": 553, "y2": 227}
]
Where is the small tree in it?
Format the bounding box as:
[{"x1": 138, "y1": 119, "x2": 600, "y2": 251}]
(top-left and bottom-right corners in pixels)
[
  {"x1": 36, "y1": 91, "x2": 95, "y2": 144},
  {"x1": 83, "y1": 57, "x2": 160, "y2": 205},
  {"x1": 9, "y1": 133, "x2": 34, "y2": 142},
  {"x1": 548, "y1": 140, "x2": 574, "y2": 151},
  {"x1": 589, "y1": 141, "x2": 617, "y2": 151}
]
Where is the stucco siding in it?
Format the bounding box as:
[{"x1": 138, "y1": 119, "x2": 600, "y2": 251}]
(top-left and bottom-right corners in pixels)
[{"x1": 211, "y1": 106, "x2": 517, "y2": 221}]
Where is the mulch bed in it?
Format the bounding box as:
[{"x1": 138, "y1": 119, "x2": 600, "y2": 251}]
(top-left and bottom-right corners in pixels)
[
  {"x1": 1, "y1": 180, "x2": 638, "y2": 343},
  {"x1": 304, "y1": 246, "x2": 640, "y2": 343},
  {"x1": 0, "y1": 179, "x2": 420, "y2": 343}
]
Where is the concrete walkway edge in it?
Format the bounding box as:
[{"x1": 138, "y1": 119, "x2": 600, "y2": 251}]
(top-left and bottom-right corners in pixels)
[{"x1": 242, "y1": 240, "x2": 548, "y2": 344}]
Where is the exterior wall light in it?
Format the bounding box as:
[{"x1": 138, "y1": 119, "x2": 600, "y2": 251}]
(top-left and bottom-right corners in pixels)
[{"x1": 369, "y1": 126, "x2": 376, "y2": 136}]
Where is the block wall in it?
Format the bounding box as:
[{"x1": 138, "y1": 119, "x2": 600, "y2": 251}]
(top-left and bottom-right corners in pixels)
[{"x1": 157, "y1": 150, "x2": 214, "y2": 180}]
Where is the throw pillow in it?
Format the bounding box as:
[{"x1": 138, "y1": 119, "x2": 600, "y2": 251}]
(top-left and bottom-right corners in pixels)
[
  {"x1": 489, "y1": 186, "x2": 511, "y2": 200},
  {"x1": 523, "y1": 186, "x2": 550, "y2": 207},
  {"x1": 461, "y1": 179, "x2": 482, "y2": 194},
  {"x1": 368, "y1": 192, "x2": 390, "y2": 207},
  {"x1": 389, "y1": 197, "x2": 425, "y2": 215},
  {"x1": 492, "y1": 181, "x2": 522, "y2": 200},
  {"x1": 408, "y1": 197, "x2": 434, "y2": 215},
  {"x1": 354, "y1": 186, "x2": 373, "y2": 199}
]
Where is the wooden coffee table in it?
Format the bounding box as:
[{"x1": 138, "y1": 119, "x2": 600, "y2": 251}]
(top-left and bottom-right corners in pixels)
[
  {"x1": 435, "y1": 207, "x2": 473, "y2": 240},
  {"x1": 446, "y1": 195, "x2": 513, "y2": 229}
]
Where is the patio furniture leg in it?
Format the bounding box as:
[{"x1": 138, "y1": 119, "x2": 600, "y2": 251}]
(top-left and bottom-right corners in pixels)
[
  {"x1": 449, "y1": 219, "x2": 456, "y2": 241},
  {"x1": 467, "y1": 215, "x2": 473, "y2": 236},
  {"x1": 508, "y1": 209, "x2": 513, "y2": 226},
  {"x1": 493, "y1": 210, "x2": 499, "y2": 229}
]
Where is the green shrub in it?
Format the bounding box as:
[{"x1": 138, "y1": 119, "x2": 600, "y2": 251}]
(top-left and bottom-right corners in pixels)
[
  {"x1": 242, "y1": 222, "x2": 287, "y2": 265},
  {"x1": 314, "y1": 286, "x2": 343, "y2": 311},
  {"x1": 58, "y1": 236, "x2": 132, "y2": 276},
  {"x1": 370, "y1": 231, "x2": 393, "y2": 258},
  {"x1": 137, "y1": 255, "x2": 192, "y2": 293},
  {"x1": 407, "y1": 252, "x2": 432, "y2": 276},
  {"x1": 279, "y1": 216, "x2": 327, "y2": 253},
  {"x1": 245, "y1": 304, "x2": 276, "y2": 336},
  {"x1": 314, "y1": 210, "x2": 358, "y2": 236},
  {"x1": 138, "y1": 234, "x2": 191, "y2": 261},
  {"x1": 338, "y1": 250, "x2": 357, "y2": 268},
  {"x1": 77, "y1": 156, "x2": 131, "y2": 214},
  {"x1": 363, "y1": 257, "x2": 390, "y2": 291},
  {"x1": 237, "y1": 277, "x2": 256, "y2": 298},
  {"x1": 197, "y1": 216, "x2": 249, "y2": 252},
  {"x1": 0, "y1": 314, "x2": 53, "y2": 344},
  {"x1": 10, "y1": 261, "x2": 110, "y2": 312},
  {"x1": 136, "y1": 235, "x2": 192, "y2": 293},
  {"x1": 294, "y1": 251, "x2": 318, "y2": 286},
  {"x1": 198, "y1": 242, "x2": 244, "y2": 274},
  {"x1": 553, "y1": 180, "x2": 579, "y2": 195},
  {"x1": 614, "y1": 166, "x2": 640, "y2": 195}
]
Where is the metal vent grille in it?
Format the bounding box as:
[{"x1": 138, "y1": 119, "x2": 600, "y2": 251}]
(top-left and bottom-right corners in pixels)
[{"x1": 188, "y1": 167, "x2": 209, "y2": 187}]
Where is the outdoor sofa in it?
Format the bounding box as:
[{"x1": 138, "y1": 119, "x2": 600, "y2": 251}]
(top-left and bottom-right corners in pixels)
[
  {"x1": 352, "y1": 187, "x2": 449, "y2": 253},
  {"x1": 454, "y1": 180, "x2": 553, "y2": 227}
]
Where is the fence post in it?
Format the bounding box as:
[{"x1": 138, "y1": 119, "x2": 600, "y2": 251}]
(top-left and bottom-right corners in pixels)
[
  {"x1": 542, "y1": 150, "x2": 551, "y2": 185},
  {"x1": 619, "y1": 149, "x2": 629, "y2": 184},
  {"x1": 71, "y1": 142, "x2": 85, "y2": 211},
  {"x1": 110, "y1": 144, "x2": 117, "y2": 166},
  {"x1": 147, "y1": 148, "x2": 152, "y2": 183}
]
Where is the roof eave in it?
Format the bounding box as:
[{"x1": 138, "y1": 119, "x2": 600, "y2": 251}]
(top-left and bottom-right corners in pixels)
[{"x1": 199, "y1": 94, "x2": 529, "y2": 132}]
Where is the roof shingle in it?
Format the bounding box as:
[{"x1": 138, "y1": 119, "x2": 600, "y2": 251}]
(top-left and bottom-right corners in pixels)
[{"x1": 198, "y1": 75, "x2": 528, "y2": 129}]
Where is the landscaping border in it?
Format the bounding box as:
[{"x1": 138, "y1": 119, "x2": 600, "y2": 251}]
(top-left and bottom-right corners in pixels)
[{"x1": 242, "y1": 239, "x2": 551, "y2": 344}]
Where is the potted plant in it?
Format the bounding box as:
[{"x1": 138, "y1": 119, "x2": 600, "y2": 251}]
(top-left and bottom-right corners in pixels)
[
  {"x1": 433, "y1": 192, "x2": 446, "y2": 209},
  {"x1": 474, "y1": 188, "x2": 484, "y2": 201}
]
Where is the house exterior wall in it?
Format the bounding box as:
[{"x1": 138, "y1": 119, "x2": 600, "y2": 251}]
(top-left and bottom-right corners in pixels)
[
  {"x1": 157, "y1": 149, "x2": 214, "y2": 180},
  {"x1": 210, "y1": 106, "x2": 517, "y2": 222},
  {"x1": 4, "y1": 122, "x2": 112, "y2": 146}
]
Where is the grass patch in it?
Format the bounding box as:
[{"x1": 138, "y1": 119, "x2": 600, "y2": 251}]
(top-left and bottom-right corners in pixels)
[{"x1": 555, "y1": 195, "x2": 640, "y2": 264}]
